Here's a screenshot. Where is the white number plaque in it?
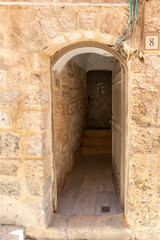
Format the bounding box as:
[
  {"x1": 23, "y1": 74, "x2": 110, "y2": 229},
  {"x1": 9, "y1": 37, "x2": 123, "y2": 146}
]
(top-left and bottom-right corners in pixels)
[{"x1": 145, "y1": 35, "x2": 159, "y2": 50}]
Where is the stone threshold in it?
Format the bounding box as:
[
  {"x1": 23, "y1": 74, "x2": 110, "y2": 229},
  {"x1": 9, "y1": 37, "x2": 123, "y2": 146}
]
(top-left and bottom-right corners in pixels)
[{"x1": 25, "y1": 213, "x2": 132, "y2": 240}]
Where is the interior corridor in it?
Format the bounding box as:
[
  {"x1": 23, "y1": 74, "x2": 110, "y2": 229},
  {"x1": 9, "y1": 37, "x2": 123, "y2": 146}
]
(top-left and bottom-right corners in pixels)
[
  {"x1": 52, "y1": 49, "x2": 124, "y2": 216},
  {"x1": 57, "y1": 154, "x2": 122, "y2": 216}
]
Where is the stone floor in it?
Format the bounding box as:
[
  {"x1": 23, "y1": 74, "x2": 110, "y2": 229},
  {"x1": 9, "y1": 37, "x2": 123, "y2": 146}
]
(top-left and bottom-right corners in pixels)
[
  {"x1": 57, "y1": 155, "x2": 122, "y2": 216},
  {"x1": 3, "y1": 156, "x2": 130, "y2": 240}
]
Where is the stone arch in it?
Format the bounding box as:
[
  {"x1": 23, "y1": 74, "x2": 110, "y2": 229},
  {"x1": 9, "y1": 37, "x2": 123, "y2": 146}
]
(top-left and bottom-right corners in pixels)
[
  {"x1": 49, "y1": 40, "x2": 128, "y2": 213},
  {"x1": 50, "y1": 41, "x2": 127, "y2": 68}
]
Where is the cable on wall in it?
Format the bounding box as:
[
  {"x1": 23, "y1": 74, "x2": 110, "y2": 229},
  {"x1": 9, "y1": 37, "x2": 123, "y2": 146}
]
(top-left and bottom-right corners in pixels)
[{"x1": 115, "y1": 0, "x2": 138, "y2": 60}]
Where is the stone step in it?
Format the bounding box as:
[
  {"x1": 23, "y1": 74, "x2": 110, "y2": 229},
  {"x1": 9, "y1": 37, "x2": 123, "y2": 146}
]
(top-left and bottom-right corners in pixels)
[
  {"x1": 84, "y1": 129, "x2": 112, "y2": 138},
  {"x1": 81, "y1": 147, "x2": 112, "y2": 155},
  {"x1": 25, "y1": 214, "x2": 132, "y2": 240},
  {"x1": 83, "y1": 137, "x2": 112, "y2": 147}
]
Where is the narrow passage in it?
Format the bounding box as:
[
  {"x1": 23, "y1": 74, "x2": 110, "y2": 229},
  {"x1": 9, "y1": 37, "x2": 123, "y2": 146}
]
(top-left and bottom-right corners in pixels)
[{"x1": 57, "y1": 155, "x2": 122, "y2": 216}]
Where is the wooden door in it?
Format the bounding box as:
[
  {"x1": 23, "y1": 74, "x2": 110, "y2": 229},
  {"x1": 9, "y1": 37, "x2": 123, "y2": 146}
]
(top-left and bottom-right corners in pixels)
[
  {"x1": 87, "y1": 71, "x2": 112, "y2": 129},
  {"x1": 112, "y1": 59, "x2": 125, "y2": 207}
]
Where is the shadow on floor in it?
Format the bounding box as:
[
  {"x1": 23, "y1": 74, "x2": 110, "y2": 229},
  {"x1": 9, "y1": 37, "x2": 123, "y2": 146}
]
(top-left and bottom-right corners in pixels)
[{"x1": 57, "y1": 155, "x2": 123, "y2": 216}]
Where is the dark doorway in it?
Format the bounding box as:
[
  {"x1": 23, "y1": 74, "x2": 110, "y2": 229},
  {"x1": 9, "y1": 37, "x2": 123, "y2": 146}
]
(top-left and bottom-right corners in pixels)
[{"x1": 87, "y1": 71, "x2": 112, "y2": 129}]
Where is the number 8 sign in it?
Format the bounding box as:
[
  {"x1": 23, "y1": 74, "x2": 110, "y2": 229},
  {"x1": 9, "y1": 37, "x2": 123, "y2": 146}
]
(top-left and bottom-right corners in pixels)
[{"x1": 145, "y1": 35, "x2": 159, "y2": 50}]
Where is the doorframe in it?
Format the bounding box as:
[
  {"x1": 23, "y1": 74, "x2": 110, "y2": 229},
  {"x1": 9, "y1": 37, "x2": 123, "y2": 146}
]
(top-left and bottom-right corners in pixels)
[
  {"x1": 120, "y1": 64, "x2": 128, "y2": 208},
  {"x1": 50, "y1": 41, "x2": 128, "y2": 212}
]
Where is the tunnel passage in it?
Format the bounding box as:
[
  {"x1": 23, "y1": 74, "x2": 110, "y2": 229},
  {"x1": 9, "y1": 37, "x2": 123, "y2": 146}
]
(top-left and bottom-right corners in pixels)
[{"x1": 51, "y1": 45, "x2": 126, "y2": 215}]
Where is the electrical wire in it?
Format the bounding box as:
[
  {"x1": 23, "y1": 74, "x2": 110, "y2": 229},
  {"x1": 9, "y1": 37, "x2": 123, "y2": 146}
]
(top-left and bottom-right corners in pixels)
[
  {"x1": 115, "y1": 0, "x2": 132, "y2": 51},
  {"x1": 115, "y1": 0, "x2": 138, "y2": 59},
  {"x1": 127, "y1": 0, "x2": 138, "y2": 60}
]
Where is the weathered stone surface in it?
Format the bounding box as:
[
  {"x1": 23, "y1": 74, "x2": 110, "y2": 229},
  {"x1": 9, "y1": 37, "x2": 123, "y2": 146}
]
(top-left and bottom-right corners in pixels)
[
  {"x1": 0, "y1": 225, "x2": 24, "y2": 240},
  {"x1": 127, "y1": 153, "x2": 160, "y2": 230},
  {"x1": 130, "y1": 127, "x2": 160, "y2": 154},
  {"x1": 43, "y1": 156, "x2": 52, "y2": 195},
  {"x1": 0, "y1": 181, "x2": 21, "y2": 198},
  {"x1": 0, "y1": 32, "x2": 5, "y2": 48},
  {"x1": 68, "y1": 214, "x2": 131, "y2": 240},
  {"x1": 135, "y1": 231, "x2": 160, "y2": 240},
  {"x1": 129, "y1": 56, "x2": 146, "y2": 72},
  {"x1": 60, "y1": 11, "x2": 77, "y2": 32},
  {"x1": 27, "y1": 20, "x2": 47, "y2": 48},
  {"x1": 0, "y1": 90, "x2": 21, "y2": 108},
  {"x1": 26, "y1": 214, "x2": 69, "y2": 239},
  {"x1": 26, "y1": 134, "x2": 46, "y2": 157},
  {"x1": 100, "y1": 7, "x2": 129, "y2": 36},
  {"x1": 52, "y1": 60, "x2": 86, "y2": 193},
  {"x1": 43, "y1": 175, "x2": 52, "y2": 197},
  {"x1": 79, "y1": 10, "x2": 97, "y2": 30},
  {"x1": 24, "y1": 160, "x2": 44, "y2": 197},
  {"x1": 130, "y1": 67, "x2": 160, "y2": 128},
  {"x1": 28, "y1": 72, "x2": 48, "y2": 86},
  {"x1": 0, "y1": 160, "x2": 19, "y2": 177},
  {"x1": 144, "y1": 55, "x2": 160, "y2": 71},
  {"x1": 9, "y1": 8, "x2": 47, "y2": 48},
  {"x1": 0, "y1": 69, "x2": 6, "y2": 87},
  {"x1": 7, "y1": 69, "x2": 25, "y2": 87},
  {"x1": 0, "y1": 133, "x2": 21, "y2": 158},
  {"x1": 129, "y1": 157, "x2": 155, "y2": 202},
  {"x1": 17, "y1": 111, "x2": 47, "y2": 132},
  {"x1": 52, "y1": 35, "x2": 67, "y2": 45},
  {"x1": 25, "y1": 86, "x2": 49, "y2": 109},
  {"x1": 0, "y1": 2, "x2": 159, "y2": 237},
  {"x1": 41, "y1": 16, "x2": 61, "y2": 39},
  {"x1": 0, "y1": 111, "x2": 12, "y2": 128},
  {"x1": 0, "y1": 200, "x2": 47, "y2": 227},
  {"x1": 127, "y1": 51, "x2": 160, "y2": 232},
  {"x1": 32, "y1": 52, "x2": 49, "y2": 72},
  {"x1": 144, "y1": 0, "x2": 160, "y2": 33}
]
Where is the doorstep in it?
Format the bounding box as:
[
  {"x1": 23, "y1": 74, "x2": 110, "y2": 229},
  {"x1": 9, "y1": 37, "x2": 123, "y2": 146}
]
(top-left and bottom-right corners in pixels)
[{"x1": 25, "y1": 213, "x2": 132, "y2": 240}]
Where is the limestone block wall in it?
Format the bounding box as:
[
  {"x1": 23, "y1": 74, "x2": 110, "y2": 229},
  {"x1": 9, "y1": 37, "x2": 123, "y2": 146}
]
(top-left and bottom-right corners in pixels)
[
  {"x1": 125, "y1": 0, "x2": 160, "y2": 235},
  {"x1": 0, "y1": 3, "x2": 131, "y2": 229},
  {"x1": 127, "y1": 55, "x2": 160, "y2": 233},
  {"x1": 0, "y1": 47, "x2": 53, "y2": 227},
  {"x1": 0, "y1": 0, "x2": 160, "y2": 238},
  {"x1": 52, "y1": 60, "x2": 87, "y2": 194}
]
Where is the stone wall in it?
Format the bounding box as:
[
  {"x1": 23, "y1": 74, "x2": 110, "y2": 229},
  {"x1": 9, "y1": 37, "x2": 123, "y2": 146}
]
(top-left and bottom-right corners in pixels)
[
  {"x1": 52, "y1": 60, "x2": 87, "y2": 194},
  {"x1": 127, "y1": 55, "x2": 160, "y2": 235},
  {"x1": 0, "y1": 48, "x2": 53, "y2": 227},
  {"x1": 0, "y1": 3, "x2": 131, "y2": 229},
  {"x1": 0, "y1": 1, "x2": 160, "y2": 239},
  {"x1": 125, "y1": 0, "x2": 160, "y2": 237}
]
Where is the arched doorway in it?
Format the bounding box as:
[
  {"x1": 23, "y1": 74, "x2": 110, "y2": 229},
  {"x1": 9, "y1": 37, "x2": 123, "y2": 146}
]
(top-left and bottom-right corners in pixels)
[{"x1": 50, "y1": 41, "x2": 128, "y2": 215}]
